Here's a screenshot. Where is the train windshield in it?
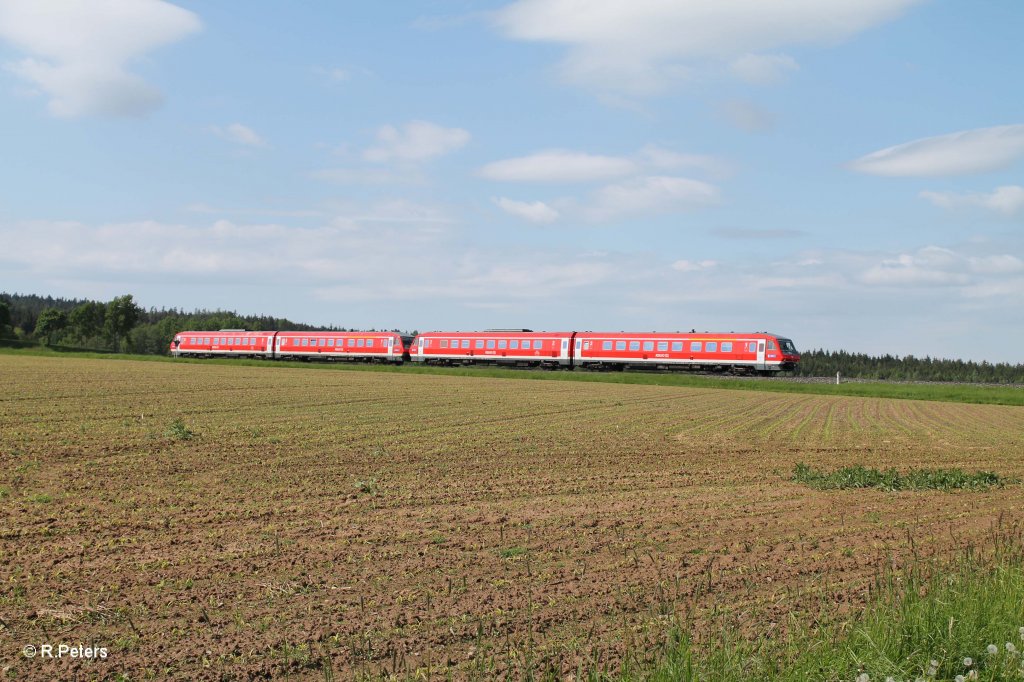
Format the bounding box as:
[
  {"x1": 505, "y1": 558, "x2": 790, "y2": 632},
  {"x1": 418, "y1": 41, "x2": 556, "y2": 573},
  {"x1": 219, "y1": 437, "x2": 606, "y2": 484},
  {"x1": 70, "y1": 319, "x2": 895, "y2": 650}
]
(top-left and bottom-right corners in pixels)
[{"x1": 778, "y1": 338, "x2": 798, "y2": 354}]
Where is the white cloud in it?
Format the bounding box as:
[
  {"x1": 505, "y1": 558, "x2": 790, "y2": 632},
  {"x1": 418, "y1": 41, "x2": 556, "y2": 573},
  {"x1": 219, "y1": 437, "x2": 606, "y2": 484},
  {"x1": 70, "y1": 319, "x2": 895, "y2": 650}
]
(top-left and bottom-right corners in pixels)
[
  {"x1": 638, "y1": 146, "x2": 732, "y2": 177},
  {"x1": 921, "y1": 186, "x2": 1024, "y2": 216},
  {"x1": 494, "y1": 197, "x2": 560, "y2": 224},
  {"x1": 849, "y1": 125, "x2": 1024, "y2": 177},
  {"x1": 479, "y1": 150, "x2": 637, "y2": 183},
  {"x1": 861, "y1": 246, "x2": 977, "y2": 286},
  {"x1": 494, "y1": 0, "x2": 918, "y2": 94},
  {"x1": 314, "y1": 66, "x2": 350, "y2": 82},
  {"x1": 968, "y1": 254, "x2": 1024, "y2": 275},
  {"x1": 720, "y1": 99, "x2": 776, "y2": 133},
  {"x1": 730, "y1": 53, "x2": 798, "y2": 85},
  {"x1": 671, "y1": 259, "x2": 718, "y2": 272},
  {"x1": 588, "y1": 176, "x2": 719, "y2": 220},
  {"x1": 363, "y1": 120, "x2": 470, "y2": 163},
  {"x1": 209, "y1": 123, "x2": 267, "y2": 147},
  {"x1": 0, "y1": 0, "x2": 201, "y2": 117}
]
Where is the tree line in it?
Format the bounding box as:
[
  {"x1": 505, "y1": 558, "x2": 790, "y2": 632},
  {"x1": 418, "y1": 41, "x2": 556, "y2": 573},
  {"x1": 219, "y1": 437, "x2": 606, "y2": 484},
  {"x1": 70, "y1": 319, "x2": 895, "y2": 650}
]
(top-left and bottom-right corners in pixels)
[
  {"x1": 792, "y1": 348, "x2": 1023, "y2": 384},
  {"x1": 0, "y1": 292, "x2": 336, "y2": 355},
  {"x1": 3, "y1": 292, "x2": 1020, "y2": 383}
]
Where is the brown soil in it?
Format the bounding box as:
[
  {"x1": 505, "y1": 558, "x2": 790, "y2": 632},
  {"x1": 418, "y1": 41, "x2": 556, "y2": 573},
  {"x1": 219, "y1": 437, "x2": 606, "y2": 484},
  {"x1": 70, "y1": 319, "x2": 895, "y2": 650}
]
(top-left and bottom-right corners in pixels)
[{"x1": 1, "y1": 355, "x2": 1022, "y2": 680}]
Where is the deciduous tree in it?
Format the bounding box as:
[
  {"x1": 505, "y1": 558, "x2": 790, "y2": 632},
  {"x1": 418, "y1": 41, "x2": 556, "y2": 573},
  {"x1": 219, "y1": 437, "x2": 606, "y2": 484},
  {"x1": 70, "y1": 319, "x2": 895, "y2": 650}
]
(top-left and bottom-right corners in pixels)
[{"x1": 35, "y1": 308, "x2": 68, "y2": 344}]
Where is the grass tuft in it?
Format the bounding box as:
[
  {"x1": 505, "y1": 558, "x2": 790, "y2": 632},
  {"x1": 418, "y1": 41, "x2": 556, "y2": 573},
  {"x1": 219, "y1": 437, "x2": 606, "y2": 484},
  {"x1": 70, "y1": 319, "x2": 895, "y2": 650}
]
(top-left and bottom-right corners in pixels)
[
  {"x1": 793, "y1": 462, "x2": 1008, "y2": 491},
  {"x1": 354, "y1": 478, "x2": 378, "y2": 495},
  {"x1": 165, "y1": 418, "x2": 196, "y2": 441},
  {"x1": 498, "y1": 546, "x2": 527, "y2": 559}
]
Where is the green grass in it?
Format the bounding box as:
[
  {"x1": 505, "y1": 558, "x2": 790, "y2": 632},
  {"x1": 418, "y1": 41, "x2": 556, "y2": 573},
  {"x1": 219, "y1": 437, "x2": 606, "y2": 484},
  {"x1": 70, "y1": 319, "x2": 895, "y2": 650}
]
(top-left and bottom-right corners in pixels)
[
  {"x1": 793, "y1": 462, "x2": 1009, "y2": 491},
  {"x1": 606, "y1": 531, "x2": 1024, "y2": 682},
  {"x1": 165, "y1": 417, "x2": 196, "y2": 441},
  {"x1": 498, "y1": 546, "x2": 528, "y2": 559},
  {"x1": 2, "y1": 345, "x2": 1023, "y2": 405}
]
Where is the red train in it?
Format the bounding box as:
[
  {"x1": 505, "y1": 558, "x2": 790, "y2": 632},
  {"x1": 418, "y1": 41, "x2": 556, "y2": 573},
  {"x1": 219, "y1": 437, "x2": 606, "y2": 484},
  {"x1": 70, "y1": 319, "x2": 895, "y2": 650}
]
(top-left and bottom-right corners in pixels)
[{"x1": 171, "y1": 328, "x2": 799, "y2": 374}]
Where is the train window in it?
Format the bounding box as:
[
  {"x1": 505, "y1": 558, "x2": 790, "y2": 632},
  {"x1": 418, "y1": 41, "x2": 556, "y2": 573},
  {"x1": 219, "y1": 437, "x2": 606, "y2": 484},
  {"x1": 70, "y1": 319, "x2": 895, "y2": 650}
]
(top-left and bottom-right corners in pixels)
[
  {"x1": 356, "y1": 339, "x2": 364, "y2": 347},
  {"x1": 235, "y1": 337, "x2": 241, "y2": 345},
  {"x1": 498, "y1": 340, "x2": 507, "y2": 349},
  {"x1": 603, "y1": 340, "x2": 612, "y2": 350},
  {"x1": 768, "y1": 341, "x2": 776, "y2": 350},
  {"x1": 748, "y1": 342, "x2": 756, "y2": 352},
  {"x1": 510, "y1": 340, "x2": 519, "y2": 349},
  {"x1": 629, "y1": 341, "x2": 640, "y2": 351},
  {"x1": 615, "y1": 341, "x2": 626, "y2": 350},
  {"x1": 459, "y1": 339, "x2": 468, "y2": 349},
  {"x1": 473, "y1": 340, "x2": 483, "y2": 349},
  {"x1": 367, "y1": 339, "x2": 374, "y2": 347},
  {"x1": 204, "y1": 337, "x2": 211, "y2": 345},
  {"x1": 318, "y1": 338, "x2": 326, "y2": 347},
  {"x1": 657, "y1": 341, "x2": 668, "y2": 351},
  {"x1": 190, "y1": 337, "x2": 196, "y2": 344},
  {"x1": 707, "y1": 342, "x2": 717, "y2": 352},
  {"x1": 327, "y1": 339, "x2": 334, "y2": 347},
  {"x1": 671, "y1": 342, "x2": 683, "y2": 351},
  {"x1": 722, "y1": 342, "x2": 733, "y2": 352},
  {"x1": 534, "y1": 340, "x2": 543, "y2": 349},
  {"x1": 486, "y1": 340, "x2": 495, "y2": 349},
  {"x1": 690, "y1": 341, "x2": 702, "y2": 352},
  {"x1": 440, "y1": 339, "x2": 448, "y2": 348},
  {"x1": 643, "y1": 341, "x2": 654, "y2": 351}
]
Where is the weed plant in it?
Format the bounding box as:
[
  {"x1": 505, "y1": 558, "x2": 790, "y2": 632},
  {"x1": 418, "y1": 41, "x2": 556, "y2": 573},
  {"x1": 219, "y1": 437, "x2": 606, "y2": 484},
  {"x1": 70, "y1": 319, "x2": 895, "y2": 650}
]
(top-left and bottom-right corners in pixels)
[{"x1": 793, "y1": 463, "x2": 1007, "y2": 492}]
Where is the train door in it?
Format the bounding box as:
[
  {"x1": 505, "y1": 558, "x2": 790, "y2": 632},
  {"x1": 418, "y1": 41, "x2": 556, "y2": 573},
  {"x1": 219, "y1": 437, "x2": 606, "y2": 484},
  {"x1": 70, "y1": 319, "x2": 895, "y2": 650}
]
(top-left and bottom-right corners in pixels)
[{"x1": 756, "y1": 339, "x2": 766, "y2": 369}]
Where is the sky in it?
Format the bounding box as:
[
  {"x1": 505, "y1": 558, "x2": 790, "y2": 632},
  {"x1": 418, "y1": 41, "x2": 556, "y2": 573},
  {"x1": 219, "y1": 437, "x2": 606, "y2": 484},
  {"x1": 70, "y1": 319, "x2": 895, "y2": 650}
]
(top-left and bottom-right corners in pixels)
[{"x1": 0, "y1": 0, "x2": 1022, "y2": 363}]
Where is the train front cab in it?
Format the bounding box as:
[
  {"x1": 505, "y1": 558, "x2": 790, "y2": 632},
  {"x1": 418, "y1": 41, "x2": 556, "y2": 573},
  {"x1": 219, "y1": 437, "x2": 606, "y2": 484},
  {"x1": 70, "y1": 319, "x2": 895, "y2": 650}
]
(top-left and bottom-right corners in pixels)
[
  {"x1": 771, "y1": 335, "x2": 800, "y2": 372},
  {"x1": 753, "y1": 334, "x2": 800, "y2": 373}
]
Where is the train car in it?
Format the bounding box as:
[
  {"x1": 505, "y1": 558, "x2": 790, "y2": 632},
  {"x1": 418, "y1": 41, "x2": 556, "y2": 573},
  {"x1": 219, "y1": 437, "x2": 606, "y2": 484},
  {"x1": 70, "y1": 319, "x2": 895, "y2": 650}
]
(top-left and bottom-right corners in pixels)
[
  {"x1": 413, "y1": 329, "x2": 575, "y2": 368},
  {"x1": 573, "y1": 331, "x2": 799, "y2": 373},
  {"x1": 273, "y1": 331, "x2": 411, "y2": 363},
  {"x1": 170, "y1": 330, "x2": 276, "y2": 358}
]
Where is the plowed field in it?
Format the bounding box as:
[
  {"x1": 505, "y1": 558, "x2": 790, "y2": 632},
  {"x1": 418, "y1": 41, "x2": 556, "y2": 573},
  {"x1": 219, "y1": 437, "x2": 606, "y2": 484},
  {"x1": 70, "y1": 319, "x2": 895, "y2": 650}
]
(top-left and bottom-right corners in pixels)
[{"x1": 2, "y1": 355, "x2": 1022, "y2": 680}]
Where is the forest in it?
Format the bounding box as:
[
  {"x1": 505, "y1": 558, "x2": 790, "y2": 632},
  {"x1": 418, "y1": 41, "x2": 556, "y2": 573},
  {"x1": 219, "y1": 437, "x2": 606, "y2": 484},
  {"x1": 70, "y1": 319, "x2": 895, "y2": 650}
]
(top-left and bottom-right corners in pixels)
[{"x1": 2, "y1": 292, "x2": 1021, "y2": 383}]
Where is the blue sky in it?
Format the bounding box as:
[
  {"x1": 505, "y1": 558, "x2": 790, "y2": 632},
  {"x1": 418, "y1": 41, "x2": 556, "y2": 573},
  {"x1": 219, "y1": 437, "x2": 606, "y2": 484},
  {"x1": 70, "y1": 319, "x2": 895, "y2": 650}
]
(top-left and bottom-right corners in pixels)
[{"x1": 1, "y1": 1, "x2": 1022, "y2": 362}]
